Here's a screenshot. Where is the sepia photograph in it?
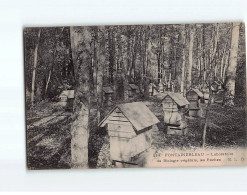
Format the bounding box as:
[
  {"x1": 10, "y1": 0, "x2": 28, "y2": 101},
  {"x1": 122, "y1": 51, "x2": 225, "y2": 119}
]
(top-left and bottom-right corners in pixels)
[{"x1": 24, "y1": 22, "x2": 246, "y2": 170}]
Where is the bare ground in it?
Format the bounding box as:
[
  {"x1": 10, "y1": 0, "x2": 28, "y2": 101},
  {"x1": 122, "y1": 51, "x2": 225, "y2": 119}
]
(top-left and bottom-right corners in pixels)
[{"x1": 26, "y1": 98, "x2": 247, "y2": 169}]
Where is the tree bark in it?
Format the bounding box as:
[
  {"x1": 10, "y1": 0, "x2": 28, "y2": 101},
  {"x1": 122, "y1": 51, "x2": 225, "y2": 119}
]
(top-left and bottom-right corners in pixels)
[
  {"x1": 225, "y1": 23, "x2": 240, "y2": 106},
  {"x1": 210, "y1": 24, "x2": 219, "y2": 64},
  {"x1": 180, "y1": 25, "x2": 186, "y2": 94},
  {"x1": 70, "y1": 26, "x2": 92, "y2": 169},
  {"x1": 223, "y1": 50, "x2": 230, "y2": 82},
  {"x1": 45, "y1": 69, "x2": 51, "y2": 95},
  {"x1": 187, "y1": 25, "x2": 194, "y2": 90},
  {"x1": 97, "y1": 27, "x2": 106, "y2": 124},
  {"x1": 202, "y1": 83, "x2": 213, "y2": 149},
  {"x1": 143, "y1": 29, "x2": 150, "y2": 98},
  {"x1": 31, "y1": 29, "x2": 41, "y2": 106}
]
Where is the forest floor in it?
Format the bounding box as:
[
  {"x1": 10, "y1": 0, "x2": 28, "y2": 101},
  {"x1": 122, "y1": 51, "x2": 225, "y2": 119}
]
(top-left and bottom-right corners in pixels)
[
  {"x1": 26, "y1": 97, "x2": 247, "y2": 169},
  {"x1": 26, "y1": 101, "x2": 72, "y2": 169}
]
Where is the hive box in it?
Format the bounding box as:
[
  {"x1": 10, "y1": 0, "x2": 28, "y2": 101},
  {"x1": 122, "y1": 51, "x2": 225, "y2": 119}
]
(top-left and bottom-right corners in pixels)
[
  {"x1": 161, "y1": 92, "x2": 189, "y2": 135},
  {"x1": 148, "y1": 83, "x2": 158, "y2": 96},
  {"x1": 128, "y1": 84, "x2": 139, "y2": 99},
  {"x1": 103, "y1": 86, "x2": 114, "y2": 106},
  {"x1": 99, "y1": 102, "x2": 159, "y2": 163},
  {"x1": 59, "y1": 90, "x2": 74, "y2": 110},
  {"x1": 186, "y1": 88, "x2": 203, "y2": 117}
]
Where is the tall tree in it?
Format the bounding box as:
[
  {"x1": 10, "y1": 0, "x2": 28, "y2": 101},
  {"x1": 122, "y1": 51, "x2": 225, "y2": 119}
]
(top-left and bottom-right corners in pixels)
[
  {"x1": 187, "y1": 25, "x2": 194, "y2": 90},
  {"x1": 225, "y1": 22, "x2": 240, "y2": 106},
  {"x1": 180, "y1": 25, "x2": 186, "y2": 94},
  {"x1": 70, "y1": 26, "x2": 92, "y2": 168},
  {"x1": 96, "y1": 27, "x2": 106, "y2": 123},
  {"x1": 30, "y1": 29, "x2": 41, "y2": 106}
]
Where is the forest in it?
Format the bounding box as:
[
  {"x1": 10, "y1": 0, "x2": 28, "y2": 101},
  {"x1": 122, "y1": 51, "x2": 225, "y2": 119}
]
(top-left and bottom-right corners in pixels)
[{"x1": 24, "y1": 23, "x2": 246, "y2": 169}]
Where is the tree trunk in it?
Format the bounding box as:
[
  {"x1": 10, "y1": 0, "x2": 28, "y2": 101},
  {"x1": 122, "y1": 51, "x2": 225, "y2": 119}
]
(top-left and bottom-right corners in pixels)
[
  {"x1": 144, "y1": 31, "x2": 151, "y2": 98},
  {"x1": 223, "y1": 50, "x2": 230, "y2": 82},
  {"x1": 45, "y1": 69, "x2": 52, "y2": 95},
  {"x1": 210, "y1": 24, "x2": 219, "y2": 64},
  {"x1": 31, "y1": 29, "x2": 41, "y2": 106},
  {"x1": 180, "y1": 25, "x2": 186, "y2": 94},
  {"x1": 187, "y1": 26, "x2": 194, "y2": 90},
  {"x1": 225, "y1": 23, "x2": 240, "y2": 106},
  {"x1": 202, "y1": 84, "x2": 213, "y2": 149},
  {"x1": 220, "y1": 43, "x2": 227, "y2": 80},
  {"x1": 70, "y1": 26, "x2": 92, "y2": 169},
  {"x1": 97, "y1": 27, "x2": 106, "y2": 124},
  {"x1": 202, "y1": 24, "x2": 207, "y2": 88}
]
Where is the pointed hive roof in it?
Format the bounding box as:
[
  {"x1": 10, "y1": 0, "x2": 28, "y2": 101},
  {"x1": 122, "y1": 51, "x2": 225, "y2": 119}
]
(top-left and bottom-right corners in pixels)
[
  {"x1": 162, "y1": 92, "x2": 189, "y2": 107},
  {"x1": 103, "y1": 86, "x2": 114, "y2": 94},
  {"x1": 187, "y1": 88, "x2": 203, "y2": 98},
  {"x1": 99, "y1": 102, "x2": 160, "y2": 131},
  {"x1": 129, "y1": 84, "x2": 139, "y2": 90}
]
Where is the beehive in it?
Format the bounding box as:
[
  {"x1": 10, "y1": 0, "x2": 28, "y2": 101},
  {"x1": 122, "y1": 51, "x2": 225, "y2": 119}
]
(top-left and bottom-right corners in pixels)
[
  {"x1": 186, "y1": 88, "x2": 203, "y2": 117},
  {"x1": 161, "y1": 92, "x2": 189, "y2": 135},
  {"x1": 103, "y1": 86, "x2": 114, "y2": 106},
  {"x1": 128, "y1": 84, "x2": 139, "y2": 99},
  {"x1": 211, "y1": 81, "x2": 221, "y2": 94},
  {"x1": 214, "y1": 89, "x2": 224, "y2": 104},
  {"x1": 158, "y1": 83, "x2": 164, "y2": 93},
  {"x1": 59, "y1": 90, "x2": 74, "y2": 110},
  {"x1": 211, "y1": 81, "x2": 224, "y2": 104},
  {"x1": 202, "y1": 88, "x2": 210, "y2": 104},
  {"x1": 99, "y1": 102, "x2": 159, "y2": 163},
  {"x1": 148, "y1": 83, "x2": 158, "y2": 96}
]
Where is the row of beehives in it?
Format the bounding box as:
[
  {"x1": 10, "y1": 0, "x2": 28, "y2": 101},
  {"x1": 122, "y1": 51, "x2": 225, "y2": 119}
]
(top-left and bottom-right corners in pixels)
[
  {"x1": 97, "y1": 91, "x2": 207, "y2": 166},
  {"x1": 58, "y1": 79, "x2": 224, "y2": 110},
  {"x1": 57, "y1": 84, "x2": 140, "y2": 110},
  {"x1": 148, "y1": 82, "x2": 174, "y2": 96},
  {"x1": 102, "y1": 84, "x2": 139, "y2": 106}
]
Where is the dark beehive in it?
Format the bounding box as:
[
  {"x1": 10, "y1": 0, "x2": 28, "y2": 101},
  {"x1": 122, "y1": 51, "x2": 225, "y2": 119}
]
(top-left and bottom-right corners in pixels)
[
  {"x1": 214, "y1": 90, "x2": 224, "y2": 104},
  {"x1": 103, "y1": 86, "x2": 114, "y2": 106},
  {"x1": 148, "y1": 83, "x2": 159, "y2": 96},
  {"x1": 128, "y1": 84, "x2": 139, "y2": 99},
  {"x1": 186, "y1": 88, "x2": 203, "y2": 117}
]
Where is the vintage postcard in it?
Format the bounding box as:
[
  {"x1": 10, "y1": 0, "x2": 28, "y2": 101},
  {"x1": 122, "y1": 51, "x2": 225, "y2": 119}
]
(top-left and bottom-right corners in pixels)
[{"x1": 24, "y1": 22, "x2": 246, "y2": 169}]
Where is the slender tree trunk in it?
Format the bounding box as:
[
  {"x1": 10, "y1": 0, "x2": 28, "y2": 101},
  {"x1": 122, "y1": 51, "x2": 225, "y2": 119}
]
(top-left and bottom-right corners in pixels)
[
  {"x1": 225, "y1": 23, "x2": 240, "y2": 106},
  {"x1": 210, "y1": 24, "x2": 219, "y2": 64},
  {"x1": 223, "y1": 50, "x2": 230, "y2": 82},
  {"x1": 220, "y1": 43, "x2": 227, "y2": 80},
  {"x1": 45, "y1": 69, "x2": 52, "y2": 95},
  {"x1": 144, "y1": 30, "x2": 152, "y2": 98},
  {"x1": 202, "y1": 24, "x2": 207, "y2": 89},
  {"x1": 202, "y1": 83, "x2": 213, "y2": 149},
  {"x1": 187, "y1": 26, "x2": 194, "y2": 90},
  {"x1": 180, "y1": 25, "x2": 186, "y2": 94},
  {"x1": 70, "y1": 26, "x2": 92, "y2": 169},
  {"x1": 31, "y1": 29, "x2": 41, "y2": 106}
]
